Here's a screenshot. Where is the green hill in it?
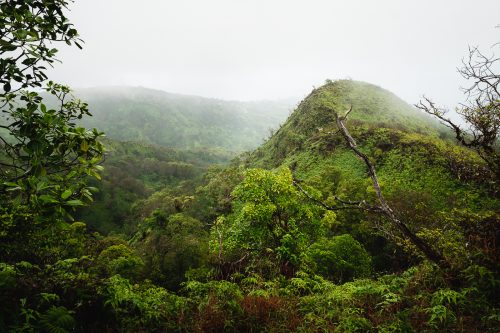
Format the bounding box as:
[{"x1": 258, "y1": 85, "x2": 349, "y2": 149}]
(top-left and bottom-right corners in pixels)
[
  {"x1": 247, "y1": 79, "x2": 496, "y2": 269},
  {"x1": 3, "y1": 79, "x2": 498, "y2": 332},
  {"x1": 71, "y1": 86, "x2": 295, "y2": 152},
  {"x1": 249, "y1": 79, "x2": 445, "y2": 167}
]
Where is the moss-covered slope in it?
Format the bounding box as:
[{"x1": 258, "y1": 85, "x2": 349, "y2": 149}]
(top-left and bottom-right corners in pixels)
[{"x1": 250, "y1": 80, "x2": 445, "y2": 168}]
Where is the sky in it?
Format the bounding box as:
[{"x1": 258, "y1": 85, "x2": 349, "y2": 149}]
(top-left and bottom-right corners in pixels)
[{"x1": 50, "y1": 0, "x2": 500, "y2": 109}]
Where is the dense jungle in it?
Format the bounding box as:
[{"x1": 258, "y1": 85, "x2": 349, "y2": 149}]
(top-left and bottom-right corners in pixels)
[{"x1": 1, "y1": 1, "x2": 499, "y2": 332}]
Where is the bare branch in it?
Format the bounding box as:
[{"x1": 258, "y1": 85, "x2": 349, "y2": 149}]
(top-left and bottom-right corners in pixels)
[
  {"x1": 343, "y1": 105, "x2": 353, "y2": 120},
  {"x1": 415, "y1": 97, "x2": 468, "y2": 145},
  {"x1": 332, "y1": 107, "x2": 449, "y2": 268},
  {"x1": 416, "y1": 94, "x2": 499, "y2": 179}
]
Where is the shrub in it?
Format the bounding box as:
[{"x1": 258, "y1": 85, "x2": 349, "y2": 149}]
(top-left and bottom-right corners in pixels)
[
  {"x1": 305, "y1": 235, "x2": 372, "y2": 283},
  {"x1": 97, "y1": 244, "x2": 144, "y2": 280}
]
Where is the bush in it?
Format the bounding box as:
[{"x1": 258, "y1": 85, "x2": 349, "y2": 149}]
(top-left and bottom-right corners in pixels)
[
  {"x1": 305, "y1": 235, "x2": 372, "y2": 283},
  {"x1": 97, "y1": 244, "x2": 144, "y2": 280},
  {"x1": 104, "y1": 275, "x2": 188, "y2": 331}
]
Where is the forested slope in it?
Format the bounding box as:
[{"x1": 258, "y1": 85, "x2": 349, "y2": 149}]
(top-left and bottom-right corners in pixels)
[
  {"x1": 76, "y1": 139, "x2": 232, "y2": 234},
  {"x1": 70, "y1": 80, "x2": 496, "y2": 331},
  {"x1": 245, "y1": 80, "x2": 497, "y2": 271},
  {"x1": 249, "y1": 79, "x2": 445, "y2": 167},
  {"x1": 2, "y1": 78, "x2": 498, "y2": 333},
  {"x1": 72, "y1": 86, "x2": 295, "y2": 151},
  {"x1": 2, "y1": 2, "x2": 499, "y2": 331}
]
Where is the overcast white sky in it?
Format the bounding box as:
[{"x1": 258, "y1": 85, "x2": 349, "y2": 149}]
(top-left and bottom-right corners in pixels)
[{"x1": 50, "y1": 0, "x2": 500, "y2": 108}]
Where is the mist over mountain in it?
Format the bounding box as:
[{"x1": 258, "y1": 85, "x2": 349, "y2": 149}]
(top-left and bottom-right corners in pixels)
[
  {"x1": 73, "y1": 86, "x2": 297, "y2": 152},
  {"x1": 2, "y1": 1, "x2": 499, "y2": 331}
]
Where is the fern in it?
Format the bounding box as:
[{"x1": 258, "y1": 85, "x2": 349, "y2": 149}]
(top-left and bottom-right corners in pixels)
[
  {"x1": 38, "y1": 306, "x2": 75, "y2": 333},
  {"x1": 425, "y1": 305, "x2": 456, "y2": 328}
]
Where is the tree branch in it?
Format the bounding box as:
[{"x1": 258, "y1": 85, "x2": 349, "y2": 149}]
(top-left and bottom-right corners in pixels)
[
  {"x1": 293, "y1": 179, "x2": 382, "y2": 212},
  {"x1": 333, "y1": 106, "x2": 449, "y2": 268}
]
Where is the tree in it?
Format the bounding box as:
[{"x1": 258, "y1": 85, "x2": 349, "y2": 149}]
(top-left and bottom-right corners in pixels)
[
  {"x1": 304, "y1": 234, "x2": 372, "y2": 283},
  {"x1": 132, "y1": 211, "x2": 208, "y2": 290},
  {"x1": 0, "y1": 0, "x2": 103, "y2": 262},
  {"x1": 210, "y1": 168, "x2": 327, "y2": 275},
  {"x1": 416, "y1": 45, "x2": 500, "y2": 180},
  {"x1": 0, "y1": 0, "x2": 82, "y2": 94}
]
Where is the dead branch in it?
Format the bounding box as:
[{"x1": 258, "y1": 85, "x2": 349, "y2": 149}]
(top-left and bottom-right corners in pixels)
[
  {"x1": 333, "y1": 107, "x2": 449, "y2": 268},
  {"x1": 416, "y1": 45, "x2": 500, "y2": 180}
]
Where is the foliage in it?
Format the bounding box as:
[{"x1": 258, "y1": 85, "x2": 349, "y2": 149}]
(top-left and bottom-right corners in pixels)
[
  {"x1": 75, "y1": 139, "x2": 230, "y2": 233},
  {"x1": 0, "y1": 85, "x2": 104, "y2": 262},
  {"x1": 132, "y1": 212, "x2": 208, "y2": 290},
  {"x1": 38, "y1": 306, "x2": 76, "y2": 333},
  {"x1": 0, "y1": 0, "x2": 103, "y2": 264},
  {"x1": 304, "y1": 235, "x2": 372, "y2": 283},
  {"x1": 0, "y1": 0, "x2": 81, "y2": 93},
  {"x1": 104, "y1": 275, "x2": 189, "y2": 331},
  {"x1": 96, "y1": 244, "x2": 144, "y2": 281},
  {"x1": 191, "y1": 165, "x2": 245, "y2": 222},
  {"x1": 209, "y1": 168, "x2": 326, "y2": 273},
  {"x1": 1, "y1": 5, "x2": 499, "y2": 330}
]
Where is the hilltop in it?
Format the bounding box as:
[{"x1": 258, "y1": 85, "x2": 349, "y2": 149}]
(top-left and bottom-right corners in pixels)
[{"x1": 249, "y1": 80, "x2": 445, "y2": 167}]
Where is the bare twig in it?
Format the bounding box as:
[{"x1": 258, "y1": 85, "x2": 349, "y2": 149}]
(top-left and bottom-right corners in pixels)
[{"x1": 416, "y1": 44, "x2": 500, "y2": 180}]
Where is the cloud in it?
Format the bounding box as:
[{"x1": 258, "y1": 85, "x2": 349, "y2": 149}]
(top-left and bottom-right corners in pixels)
[{"x1": 49, "y1": 0, "x2": 500, "y2": 107}]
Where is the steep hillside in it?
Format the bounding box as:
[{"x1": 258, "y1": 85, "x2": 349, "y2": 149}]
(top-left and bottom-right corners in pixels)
[
  {"x1": 247, "y1": 79, "x2": 497, "y2": 270},
  {"x1": 250, "y1": 80, "x2": 445, "y2": 167},
  {"x1": 71, "y1": 86, "x2": 295, "y2": 152},
  {"x1": 248, "y1": 80, "x2": 495, "y2": 203}
]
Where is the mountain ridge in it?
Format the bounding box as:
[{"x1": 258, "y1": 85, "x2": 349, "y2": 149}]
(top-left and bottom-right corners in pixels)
[
  {"x1": 244, "y1": 79, "x2": 494, "y2": 273},
  {"x1": 68, "y1": 86, "x2": 297, "y2": 152}
]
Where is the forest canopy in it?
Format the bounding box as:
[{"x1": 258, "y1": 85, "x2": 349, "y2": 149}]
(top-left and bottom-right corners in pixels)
[{"x1": 0, "y1": 1, "x2": 499, "y2": 332}]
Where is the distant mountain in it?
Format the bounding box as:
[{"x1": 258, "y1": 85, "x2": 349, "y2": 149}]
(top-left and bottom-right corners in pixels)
[{"x1": 71, "y1": 86, "x2": 296, "y2": 152}]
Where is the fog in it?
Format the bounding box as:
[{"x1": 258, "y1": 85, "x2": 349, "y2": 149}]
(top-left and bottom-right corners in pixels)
[{"x1": 50, "y1": 0, "x2": 499, "y2": 109}]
